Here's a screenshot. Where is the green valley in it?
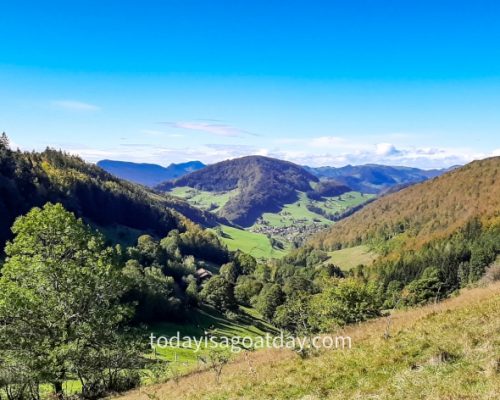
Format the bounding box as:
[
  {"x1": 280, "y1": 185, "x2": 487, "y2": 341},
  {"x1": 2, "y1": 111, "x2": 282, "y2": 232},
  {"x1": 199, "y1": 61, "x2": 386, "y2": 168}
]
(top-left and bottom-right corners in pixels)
[
  {"x1": 169, "y1": 187, "x2": 239, "y2": 213},
  {"x1": 4, "y1": 3, "x2": 500, "y2": 398},
  {"x1": 1, "y1": 138, "x2": 498, "y2": 400},
  {"x1": 167, "y1": 185, "x2": 374, "y2": 258}
]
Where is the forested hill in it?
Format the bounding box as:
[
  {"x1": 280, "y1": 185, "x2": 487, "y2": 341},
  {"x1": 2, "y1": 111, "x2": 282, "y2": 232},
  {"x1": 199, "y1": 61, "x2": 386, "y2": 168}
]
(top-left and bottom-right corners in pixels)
[
  {"x1": 310, "y1": 156, "x2": 500, "y2": 251},
  {"x1": 161, "y1": 155, "x2": 317, "y2": 192},
  {"x1": 156, "y1": 155, "x2": 324, "y2": 226},
  {"x1": 0, "y1": 144, "x2": 220, "y2": 249}
]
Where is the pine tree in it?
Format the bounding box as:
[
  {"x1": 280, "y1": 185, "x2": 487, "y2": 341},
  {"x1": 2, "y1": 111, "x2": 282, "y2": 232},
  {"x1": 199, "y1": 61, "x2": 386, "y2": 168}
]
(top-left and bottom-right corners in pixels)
[{"x1": 0, "y1": 132, "x2": 9, "y2": 149}]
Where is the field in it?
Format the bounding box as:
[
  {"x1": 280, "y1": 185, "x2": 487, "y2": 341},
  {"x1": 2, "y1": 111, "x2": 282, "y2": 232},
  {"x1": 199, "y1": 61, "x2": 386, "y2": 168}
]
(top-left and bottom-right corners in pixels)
[
  {"x1": 325, "y1": 245, "x2": 378, "y2": 270},
  {"x1": 169, "y1": 187, "x2": 237, "y2": 212},
  {"x1": 257, "y1": 192, "x2": 331, "y2": 227},
  {"x1": 169, "y1": 187, "x2": 375, "y2": 259},
  {"x1": 117, "y1": 282, "x2": 500, "y2": 400},
  {"x1": 250, "y1": 192, "x2": 374, "y2": 252},
  {"x1": 310, "y1": 191, "x2": 375, "y2": 215},
  {"x1": 211, "y1": 225, "x2": 287, "y2": 259},
  {"x1": 256, "y1": 191, "x2": 373, "y2": 228}
]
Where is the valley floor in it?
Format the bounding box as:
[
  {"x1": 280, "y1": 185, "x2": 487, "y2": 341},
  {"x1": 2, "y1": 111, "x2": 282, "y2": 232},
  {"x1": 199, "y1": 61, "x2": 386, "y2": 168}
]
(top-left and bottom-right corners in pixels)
[{"x1": 115, "y1": 282, "x2": 500, "y2": 400}]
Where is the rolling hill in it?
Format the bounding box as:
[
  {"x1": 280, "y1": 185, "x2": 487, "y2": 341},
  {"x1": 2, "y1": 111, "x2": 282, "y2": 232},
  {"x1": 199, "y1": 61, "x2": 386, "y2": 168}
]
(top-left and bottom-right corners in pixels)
[
  {"x1": 97, "y1": 159, "x2": 205, "y2": 187},
  {"x1": 155, "y1": 157, "x2": 455, "y2": 228},
  {"x1": 156, "y1": 156, "x2": 346, "y2": 227},
  {"x1": 304, "y1": 163, "x2": 453, "y2": 194},
  {"x1": 310, "y1": 156, "x2": 500, "y2": 251},
  {"x1": 154, "y1": 156, "x2": 382, "y2": 255}
]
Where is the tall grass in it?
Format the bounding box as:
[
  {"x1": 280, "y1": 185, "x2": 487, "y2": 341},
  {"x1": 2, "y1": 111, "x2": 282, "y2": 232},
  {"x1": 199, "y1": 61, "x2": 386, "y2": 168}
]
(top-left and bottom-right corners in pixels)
[{"x1": 116, "y1": 282, "x2": 500, "y2": 400}]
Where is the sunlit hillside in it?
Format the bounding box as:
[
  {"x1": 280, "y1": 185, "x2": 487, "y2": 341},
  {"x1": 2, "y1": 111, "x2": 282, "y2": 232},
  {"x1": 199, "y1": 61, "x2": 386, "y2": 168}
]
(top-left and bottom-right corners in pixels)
[
  {"x1": 311, "y1": 156, "x2": 500, "y2": 251},
  {"x1": 117, "y1": 281, "x2": 500, "y2": 400}
]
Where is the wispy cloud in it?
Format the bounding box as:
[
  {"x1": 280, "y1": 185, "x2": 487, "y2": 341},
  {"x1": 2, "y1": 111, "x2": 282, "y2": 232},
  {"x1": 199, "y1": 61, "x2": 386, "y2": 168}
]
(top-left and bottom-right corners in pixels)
[
  {"x1": 141, "y1": 129, "x2": 184, "y2": 138},
  {"x1": 162, "y1": 120, "x2": 256, "y2": 137},
  {"x1": 51, "y1": 100, "x2": 100, "y2": 111}
]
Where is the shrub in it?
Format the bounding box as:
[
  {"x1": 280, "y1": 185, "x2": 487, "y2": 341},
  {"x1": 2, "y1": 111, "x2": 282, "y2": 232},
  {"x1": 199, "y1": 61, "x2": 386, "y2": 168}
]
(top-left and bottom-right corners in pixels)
[{"x1": 310, "y1": 278, "x2": 382, "y2": 330}]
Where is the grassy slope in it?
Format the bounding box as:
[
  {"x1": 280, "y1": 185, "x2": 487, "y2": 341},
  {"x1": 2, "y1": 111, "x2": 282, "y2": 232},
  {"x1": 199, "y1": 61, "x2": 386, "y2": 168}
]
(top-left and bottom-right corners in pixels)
[
  {"x1": 118, "y1": 282, "x2": 500, "y2": 400},
  {"x1": 325, "y1": 245, "x2": 378, "y2": 270},
  {"x1": 150, "y1": 306, "x2": 277, "y2": 366},
  {"x1": 169, "y1": 188, "x2": 371, "y2": 229},
  {"x1": 311, "y1": 191, "x2": 375, "y2": 214},
  {"x1": 169, "y1": 187, "x2": 238, "y2": 213},
  {"x1": 211, "y1": 225, "x2": 286, "y2": 259},
  {"x1": 255, "y1": 191, "x2": 372, "y2": 228},
  {"x1": 257, "y1": 192, "x2": 332, "y2": 227},
  {"x1": 41, "y1": 306, "x2": 277, "y2": 395}
]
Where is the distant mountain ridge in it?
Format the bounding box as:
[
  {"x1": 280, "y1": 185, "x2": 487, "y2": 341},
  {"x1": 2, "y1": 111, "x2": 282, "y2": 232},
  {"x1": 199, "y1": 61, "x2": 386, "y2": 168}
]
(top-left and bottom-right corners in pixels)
[
  {"x1": 97, "y1": 159, "x2": 205, "y2": 187},
  {"x1": 304, "y1": 164, "x2": 454, "y2": 194}
]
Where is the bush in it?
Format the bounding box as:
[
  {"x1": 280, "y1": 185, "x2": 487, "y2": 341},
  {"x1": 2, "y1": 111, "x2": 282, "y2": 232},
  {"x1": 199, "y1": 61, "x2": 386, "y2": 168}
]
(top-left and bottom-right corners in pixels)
[
  {"x1": 234, "y1": 276, "x2": 263, "y2": 306},
  {"x1": 402, "y1": 267, "x2": 444, "y2": 305},
  {"x1": 310, "y1": 278, "x2": 382, "y2": 330},
  {"x1": 200, "y1": 276, "x2": 237, "y2": 312},
  {"x1": 254, "y1": 284, "x2": 284, "y2": 321}
]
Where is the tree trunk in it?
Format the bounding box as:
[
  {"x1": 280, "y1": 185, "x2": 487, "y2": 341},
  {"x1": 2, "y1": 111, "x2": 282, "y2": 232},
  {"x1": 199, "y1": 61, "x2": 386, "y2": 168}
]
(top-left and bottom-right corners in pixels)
[{"x1": 53, "y1": 382, "x2": 64, "y2": 400}]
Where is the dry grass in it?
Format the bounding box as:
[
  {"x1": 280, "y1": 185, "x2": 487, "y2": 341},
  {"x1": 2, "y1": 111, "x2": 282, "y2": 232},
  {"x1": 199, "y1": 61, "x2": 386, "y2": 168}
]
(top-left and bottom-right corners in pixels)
[{"x1": 115, "y1": 282, "x2": 500, "y2": 400}]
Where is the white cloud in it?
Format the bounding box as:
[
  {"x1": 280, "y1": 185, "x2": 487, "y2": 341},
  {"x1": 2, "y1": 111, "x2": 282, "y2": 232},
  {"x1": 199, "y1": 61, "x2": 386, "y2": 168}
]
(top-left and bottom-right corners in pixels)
[
  {"x1": 51, "y1": 100, "x2": 100, "y2": 111},
  {"x1": 8, "y1": 139, "x2": 20, "y2": 150},
  {"x1": 375, "y1": 143, "x2": 401, "y2": 156},
  {"x1": 58, "y1": 143, "x2": 265, "y2": 166},
  {"x1": 295, "y1": 144, "x2": 487, "y2": 169}
]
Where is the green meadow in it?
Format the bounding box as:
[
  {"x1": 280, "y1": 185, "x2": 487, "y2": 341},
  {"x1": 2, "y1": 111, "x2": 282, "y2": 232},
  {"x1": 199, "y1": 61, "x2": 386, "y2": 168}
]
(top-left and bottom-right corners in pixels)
[
  {"x1": 169, "y1": 186, "x2": 237, "y2": 212},
  {"x1": 325, "y1": 245, "x2": 378, "y2": 270},
  {"x1": 211, "y1": 225, "x2": 287, "y2": 259},
  {"x1": 148, "y1": 305, "x2": 278, "y2": 370}
]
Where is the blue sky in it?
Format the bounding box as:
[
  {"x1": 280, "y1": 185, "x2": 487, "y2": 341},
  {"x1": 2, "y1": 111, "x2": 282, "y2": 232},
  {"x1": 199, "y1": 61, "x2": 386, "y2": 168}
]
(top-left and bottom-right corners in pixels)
[{"x1": 1, "y1": 0, "x2": 499, "y2": 168}]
